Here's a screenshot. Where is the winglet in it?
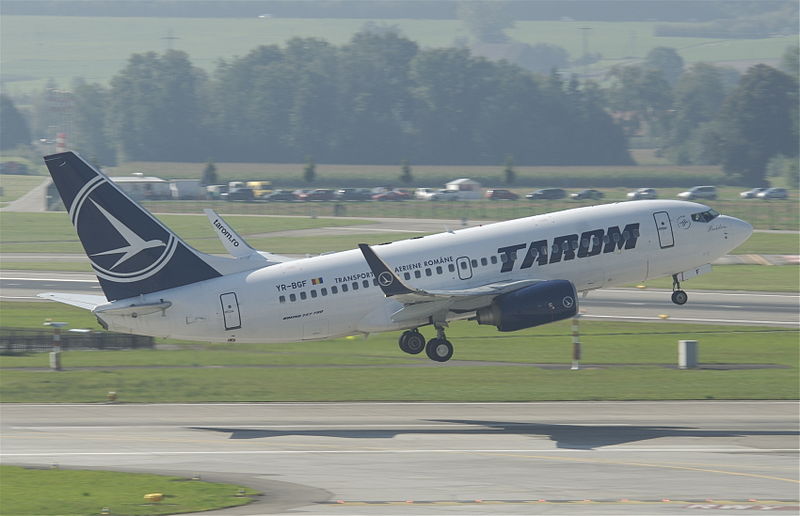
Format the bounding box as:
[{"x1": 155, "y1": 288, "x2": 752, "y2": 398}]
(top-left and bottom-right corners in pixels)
[{"x1": 358, "y1": 243, "x2": 415, "y2": 297}]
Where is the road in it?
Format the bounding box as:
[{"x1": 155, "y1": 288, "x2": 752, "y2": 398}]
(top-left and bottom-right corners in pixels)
[
  {"x1": 2, "y1": 270, "x2": 797, "y2": 327},
  {"x1": 1, "y1": 401, "x2": 797, "y2": 515}
]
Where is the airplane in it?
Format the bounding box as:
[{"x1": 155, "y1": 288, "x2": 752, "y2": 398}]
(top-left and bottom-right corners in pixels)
[{"x1": 39, "y1": 152, "x2": 753, "y2": 362}]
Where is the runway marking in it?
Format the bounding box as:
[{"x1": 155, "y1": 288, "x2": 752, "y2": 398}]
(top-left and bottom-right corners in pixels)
[
  {"x1": 0, "y1": 276, "x2": 98, "y2": 283},
  {"x1": 4, "y1": 400, "x2": 798, "y2": 407},
  {"x1": 318, "y1": 499, "x2": 800, "y2": 508},
  {"x1": 602, "y1": 290, "x2": 799, "y2": 299},
  {"x1": 582, "y1": 314, "x2": 799, "y2": 326},
  {"x1": 477, "y1": 452, "x2": 800, "y2": 485},
  {"x1": 4, "y1": 448, "x2": 799, "y2": 457}
]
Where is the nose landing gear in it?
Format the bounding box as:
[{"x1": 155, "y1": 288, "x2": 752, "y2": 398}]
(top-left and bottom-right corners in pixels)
[{"x1": 671, "y1": 274, "x2": 688, "y2": 305}]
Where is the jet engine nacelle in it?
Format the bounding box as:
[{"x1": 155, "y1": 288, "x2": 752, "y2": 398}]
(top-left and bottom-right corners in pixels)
[{"x1": 476, "y1": 280, "x2": 578, "y2": 332}]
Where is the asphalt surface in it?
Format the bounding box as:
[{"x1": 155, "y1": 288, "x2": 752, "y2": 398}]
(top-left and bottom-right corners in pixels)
[
  {"x1": 2, "y1": 401, "x2": 797, "y2": 515},
  {"x1": 2, "y1": 270, "x2": 797, "y2": 327}
]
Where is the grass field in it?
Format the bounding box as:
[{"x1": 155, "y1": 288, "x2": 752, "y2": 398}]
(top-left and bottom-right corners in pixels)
[
  {"x1": 2, "y1": 16, "x2": 794, "y2": 93},
  {"x1": 1, "y1": 302, "x2": 797, "y2": 403},
  {"x1": 0, "y1": 174, "x2": 47, "y2": 206},
  {"x1": 0, "y1": 466, "x2": 258, "y2": 516}
]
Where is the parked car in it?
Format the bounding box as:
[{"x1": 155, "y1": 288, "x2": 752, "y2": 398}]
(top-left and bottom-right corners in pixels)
[
  {"x1": 757, "y1": 187, "x2": 788, "y2": 200},
  {"x1": 570, "y1": 189, "x2": 604, "y2": 200},
  {"x1": 485, "y1": 189, "x2": 519, "y2": 200},
  {"x1": 430, "y1": 189, "x2": 461, "y2": 201},
  {"x1": 627, "y1": 188, "x2": 658, "y2": 200},
  {"x1": 221, "y1": 181, "x2": 254, "y2": 201},
  {"x1": 372, "y1": 190, "x2": 408, "y2": 201},
  {"x1": 264, "y1": 189, "x2": 297, "y2": 201},
  {"x1": 414, "y1": 187, "x2": 437, "y2": 200},
  {"x1": 740, "y1": 188, "x2": 767, "y2": 199},
  {"x1": 677, "y1": 185, "x2": 717, "y2": 200},
  {"x1": 526, "y1": 188, "x2": 566, "y2": 200},
  {"x1": 335, "y1": 188, "x2": 372, "y2": 201},
  {"x1": 299, "y1": 189, "x2": 336, "y2": 201}
]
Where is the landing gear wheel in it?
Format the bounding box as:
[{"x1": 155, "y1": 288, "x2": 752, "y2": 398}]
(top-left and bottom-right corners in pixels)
[
  {"x1": 425, "y1": 338, "x2": 453, "y2": 362},
  {"x1": 671, "y1": 290, "x2": 688, "y2": 305},
  {"x1": 399, "y1": 330, "x2": 425, "y2": 355}
]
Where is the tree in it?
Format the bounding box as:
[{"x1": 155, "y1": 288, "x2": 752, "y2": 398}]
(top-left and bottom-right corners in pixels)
[
  {"x1": 108, "y1": 50, "x2": 206, "y2": 161},
  {"x1": 606, "y1": 65, "x2": 673, "y2": 138},
  {"x1": 644, "y1": 47, "x2": 684, "y2": 85},
  {"x1": 399, "y1": 159, "x2": 413, "y2": 184},
  {"x1": 717, "y1": 65, "x2": 798, "y2": 185},
  {"x1": 71, "y1": 79, "x2": 116, "y2": 166},
  {"x1": 201, "y1": 159, "x2": 218, "y2": 186},
  {"x1": 0, "y1": 94, "x2": 31, "y2": 150},
  {"x1": 780, "y1": 45, "x2": 799, "y2": 80},
  {"x1": 303, "y1": 155, "x2": 316, "y2": 183},
  {"x1": 457, "y1": 1, "x2": 514, "y2": 43}
]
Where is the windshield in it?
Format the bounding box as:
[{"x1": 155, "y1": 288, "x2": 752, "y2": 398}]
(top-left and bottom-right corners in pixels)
[{"x1": 691, "y1": 209, "x2": 719, "y2": 223}]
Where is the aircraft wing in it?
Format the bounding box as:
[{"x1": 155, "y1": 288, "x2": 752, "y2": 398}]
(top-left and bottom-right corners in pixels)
[
  {"x1": 358, "y1": 243, "x2": 541, "y2": 322},
  {"x1": 37, "y1": 293, "x2": 107, "y2": 311}
]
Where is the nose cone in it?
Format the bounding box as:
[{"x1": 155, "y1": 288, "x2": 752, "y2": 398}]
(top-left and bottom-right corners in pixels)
[{"x1": 722, "y1": 215, "x2": 753, "y2": 251}]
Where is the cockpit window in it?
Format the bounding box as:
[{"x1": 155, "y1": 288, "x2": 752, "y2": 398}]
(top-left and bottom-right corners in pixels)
[{"x1": 691, "y1": 209, "x2": 719, "y2": 223}]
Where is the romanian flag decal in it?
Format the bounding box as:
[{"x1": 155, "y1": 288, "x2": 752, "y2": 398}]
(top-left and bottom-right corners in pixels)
[{"x1": 311, "y1": 277, "x2": 324, "y2": 285}]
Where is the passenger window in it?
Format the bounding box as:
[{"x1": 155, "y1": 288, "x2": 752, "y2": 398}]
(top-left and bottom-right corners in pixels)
[
  {"x1": 363, "y1": 280, "x2": 369, "y2": 288},
  {"x1": 352, "y1": 282, "x2": 358, "y2": 290},
  {"x1": 372, "y1": 278, "x2": 378, "y2": 286},
  {"x1": 436, "y1": 266, "x2": 443, "y2": 274},
  {"x1": 471, "y1": 259, "x2": 478, "y2": 267},
  {"x1": 321, "y1": 288, "x2": 328, "y2": 296},
  {"x1": 300, "y1": 291, "x2": 307, "y2": 300},
  {"x1": 331, "y1": 286, "x2": 338, "y2": 294},
  {"x1": 289, "y1": 293, "x2": 296, "y2": 302},
  {"x1": 448, "y1": 264, "x2": 455, "y2": 272},
  {"x1": 481, "y1": 257, "x2": 487, "y2": 266},
  {"x1": 404, "y1": 272, "x2": 411, "y2": 280},
  {"x1": 279, "y1": 295, "x2": 286, "y2": 303},
  {"x1": 460, "y1": 261, "x2": 468, "y2": 269},
  {"x1": 490, "y1": 256, "x2": 497, "y2": 264},
  {"x1": 342, "y1": 284, "x2": 348, "y2": 292},
  {"x1": 414, "y1": 270, "x2": 421, "y2": 278},
  {"x1": 310, "y1": 290, "x2": 317, "y2": 298},
  {"x1": 425, "y1": 268, "x2": 432, "y2": 277}
]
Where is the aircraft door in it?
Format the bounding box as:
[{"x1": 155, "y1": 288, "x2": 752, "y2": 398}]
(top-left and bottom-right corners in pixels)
[
  {"x1": 653, "y1": 211, "x2": 675, "y2": 249},
  {"x1": 219, "y1": 292, "x2": 241, "y2": 330},
  {"x1": 456, "y1": 256, "x2": 473, "y2": 280}
]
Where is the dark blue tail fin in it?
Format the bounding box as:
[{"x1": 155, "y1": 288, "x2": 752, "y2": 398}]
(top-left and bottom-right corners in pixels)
[{"x1": 44, "y1": 152, "x2": 223, "y2": 301}]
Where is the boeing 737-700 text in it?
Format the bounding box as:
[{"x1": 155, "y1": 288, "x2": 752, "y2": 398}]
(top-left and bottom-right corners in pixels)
[{"x1": 39, "y1": 152, "x2": 753, "y2": 362}]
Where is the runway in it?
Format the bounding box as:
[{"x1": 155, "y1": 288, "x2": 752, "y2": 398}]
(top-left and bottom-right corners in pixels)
[
  {"x1": 2, "y1": 270, "x2": 797, "y2": 327},
  {"x1": 1, "y1": 401, "x2": 797, "y2": 515}
]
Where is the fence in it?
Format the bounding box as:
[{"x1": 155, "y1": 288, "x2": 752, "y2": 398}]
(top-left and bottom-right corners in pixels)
[
  {"x1": 0, "y1": 328, "x2": 154, "y2": 354},
  {"x1": 143, "y1": 198, "x2": 799, "y2": 231}
]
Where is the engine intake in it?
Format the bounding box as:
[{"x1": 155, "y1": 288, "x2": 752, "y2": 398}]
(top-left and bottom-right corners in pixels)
[{"x1": 476, "y1": 280, "x2": 578, "y2": 332}]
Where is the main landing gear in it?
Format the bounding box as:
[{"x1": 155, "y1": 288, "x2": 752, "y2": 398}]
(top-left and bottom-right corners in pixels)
[
  {"x1": 671, "y1": 274, "x2": 688, "y2": 305},
  {"x1": 398, "y1": 326, "x2": 454, "y2": 362}
]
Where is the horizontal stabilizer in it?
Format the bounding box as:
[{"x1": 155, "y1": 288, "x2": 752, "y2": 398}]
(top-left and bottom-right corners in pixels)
[
  {"x1": 94, "y1": 300, "x2": 172, "y2": 317},
  {"x1": 204, "y1": 209, "x2": 295, "y2": 264},
  {"x1": 37, "y1": 293, "x2": 107, "y2": 311}
]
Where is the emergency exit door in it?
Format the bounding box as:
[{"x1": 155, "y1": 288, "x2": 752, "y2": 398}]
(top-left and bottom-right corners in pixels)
[
  {"x1": 653, "y1": 211, "x2": 674, "y2": 248},
  {"x1": 220, "y1": 292, "x2": 241, "y2": 330}
]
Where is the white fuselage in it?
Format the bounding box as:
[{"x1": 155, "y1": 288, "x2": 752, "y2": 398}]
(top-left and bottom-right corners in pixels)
[{"x1": 98, "y1": 200, "x2": 750, "y2": 343}]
